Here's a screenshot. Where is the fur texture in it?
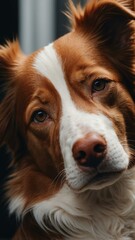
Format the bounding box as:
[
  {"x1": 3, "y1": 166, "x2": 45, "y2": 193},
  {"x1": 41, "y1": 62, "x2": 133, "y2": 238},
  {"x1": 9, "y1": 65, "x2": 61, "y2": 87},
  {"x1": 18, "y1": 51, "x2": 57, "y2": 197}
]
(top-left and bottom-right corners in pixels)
[{"x1": 0, "y1": 0, "x2": 135, "y2": 239}]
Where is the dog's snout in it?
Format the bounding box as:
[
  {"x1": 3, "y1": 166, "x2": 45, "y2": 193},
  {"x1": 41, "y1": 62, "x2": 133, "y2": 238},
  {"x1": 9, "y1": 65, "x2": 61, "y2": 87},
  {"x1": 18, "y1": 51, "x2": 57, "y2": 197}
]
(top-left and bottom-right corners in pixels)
[{"x1": 72, "y1": 133, "x2": 107, "y2": 169}]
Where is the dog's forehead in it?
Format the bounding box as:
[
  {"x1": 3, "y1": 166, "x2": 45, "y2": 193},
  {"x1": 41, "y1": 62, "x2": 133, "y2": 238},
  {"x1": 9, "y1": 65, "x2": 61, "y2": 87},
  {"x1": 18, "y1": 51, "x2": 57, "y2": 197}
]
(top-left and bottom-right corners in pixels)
[
  {"x1": 33, "y1": 40, "x2": 77, "y2": 111},
  {"x1": 32, "y1": 32, "x2": 118, "y2": 91},
  {"x1": 32, "y1": 35, "x2": 119, "y2": 111},
  {"x1": 32, "y1": 31, "x2": 99, "y2": 92}
]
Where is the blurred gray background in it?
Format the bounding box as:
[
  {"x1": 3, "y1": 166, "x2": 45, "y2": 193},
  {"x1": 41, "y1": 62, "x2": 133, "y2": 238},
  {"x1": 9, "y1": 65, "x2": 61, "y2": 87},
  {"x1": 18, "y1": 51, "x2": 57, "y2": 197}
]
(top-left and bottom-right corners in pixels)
[{"x1": 20, "y1": 0, "x2": 87, "y2": 53}]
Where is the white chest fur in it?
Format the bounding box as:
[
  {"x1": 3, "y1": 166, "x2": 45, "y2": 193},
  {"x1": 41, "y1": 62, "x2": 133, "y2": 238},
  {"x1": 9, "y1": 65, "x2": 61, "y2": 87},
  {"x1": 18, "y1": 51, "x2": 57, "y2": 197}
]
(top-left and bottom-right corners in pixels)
[{"x1": 32, "y1": 171, "x2": 135, "y2": 240}]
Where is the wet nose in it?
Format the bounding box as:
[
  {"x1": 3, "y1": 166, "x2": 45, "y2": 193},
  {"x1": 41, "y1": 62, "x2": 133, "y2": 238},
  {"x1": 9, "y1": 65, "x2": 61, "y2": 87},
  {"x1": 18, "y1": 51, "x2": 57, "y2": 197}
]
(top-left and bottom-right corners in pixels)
[{"x1": 72, "y1": 133, "x2": 107, "y2": 169}]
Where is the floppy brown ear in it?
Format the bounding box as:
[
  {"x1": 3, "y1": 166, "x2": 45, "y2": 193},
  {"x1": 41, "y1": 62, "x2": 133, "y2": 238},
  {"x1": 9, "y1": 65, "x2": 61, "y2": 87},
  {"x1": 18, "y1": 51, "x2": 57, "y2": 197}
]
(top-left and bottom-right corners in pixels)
[
  {"x1": 69, "y1": 0, "x2": 135, "y2": 99},
  {"x1": 0, "y1": 41, "x2": 24, "y2": 148}
]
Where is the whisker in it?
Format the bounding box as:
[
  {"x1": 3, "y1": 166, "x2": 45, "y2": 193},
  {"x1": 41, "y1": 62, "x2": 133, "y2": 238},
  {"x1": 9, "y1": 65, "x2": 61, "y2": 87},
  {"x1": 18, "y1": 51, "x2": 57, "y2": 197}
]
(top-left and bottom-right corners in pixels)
[{"x1": 48, "y1": 169, "x2": 67, "y2": 194}]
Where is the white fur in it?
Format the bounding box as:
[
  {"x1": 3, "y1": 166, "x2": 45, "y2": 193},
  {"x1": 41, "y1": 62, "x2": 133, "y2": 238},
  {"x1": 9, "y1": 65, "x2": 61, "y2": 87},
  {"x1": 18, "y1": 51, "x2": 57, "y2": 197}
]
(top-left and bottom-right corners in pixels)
[
  {"x1": 33, "y1": 44, "x2": 129, "y2": 190},
  {"x1": 32, "y1": 172, "x2": 135, "y2": 240},
  {"x1": 8, "y1": 195, "x2": 25, "y2": 219},
  {"x1": 9, "y1": 173, "x2": 135, "y2": 239}
]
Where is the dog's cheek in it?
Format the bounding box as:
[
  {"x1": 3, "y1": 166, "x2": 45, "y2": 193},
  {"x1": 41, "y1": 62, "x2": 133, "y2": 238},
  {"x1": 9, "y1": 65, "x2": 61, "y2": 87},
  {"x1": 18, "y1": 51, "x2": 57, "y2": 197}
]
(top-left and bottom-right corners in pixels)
[
  {"x1": 116, "y1": 86, "x2": 135, "y2": 129},
  {"x1": 111, "y1": 87, "x2": 135, "y2": 157},
  {"x1": 93, "y1": 84, "x2": 118, "y2": 108},
  {"x1": 112, "y1": 112, "x2": 127, "y2": 143},
  {"x1": 27, "y1": 129, "x2": 62, "y2": 179},
  {"x1": 27, "y1": 134, "x2": 47, "y2": 165}
]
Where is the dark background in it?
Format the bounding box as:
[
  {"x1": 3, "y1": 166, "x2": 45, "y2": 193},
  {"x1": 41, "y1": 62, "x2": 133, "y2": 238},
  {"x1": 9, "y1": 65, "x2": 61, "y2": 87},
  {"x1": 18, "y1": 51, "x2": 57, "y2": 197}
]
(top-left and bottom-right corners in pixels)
[{"x1": 0, "y1": 1, "x2": 18, "y2": 239}]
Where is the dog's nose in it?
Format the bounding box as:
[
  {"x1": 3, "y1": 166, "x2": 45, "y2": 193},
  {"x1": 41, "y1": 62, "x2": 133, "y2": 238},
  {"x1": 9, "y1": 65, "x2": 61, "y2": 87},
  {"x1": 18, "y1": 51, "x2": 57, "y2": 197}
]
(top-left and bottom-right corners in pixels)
[{"x1": 72, "y1": 133, "x2": 106, "y2": 169}]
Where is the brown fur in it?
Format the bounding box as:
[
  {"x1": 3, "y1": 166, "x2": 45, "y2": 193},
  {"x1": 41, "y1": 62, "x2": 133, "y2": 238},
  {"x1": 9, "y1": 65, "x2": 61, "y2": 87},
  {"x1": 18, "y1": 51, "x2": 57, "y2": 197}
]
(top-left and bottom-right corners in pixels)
[{"x1": 0, "y1": 0, "x2": 134, "y2": 239}]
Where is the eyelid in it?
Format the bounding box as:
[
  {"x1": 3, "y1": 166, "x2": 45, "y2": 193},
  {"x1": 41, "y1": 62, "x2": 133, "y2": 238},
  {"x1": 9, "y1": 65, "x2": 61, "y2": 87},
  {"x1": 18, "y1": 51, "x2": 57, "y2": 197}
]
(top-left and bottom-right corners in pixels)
[
  {"x1": 92, "y1": 77, "x2": 111, "y2": 82},
  {"x1": 80, "y1": 74, "x2": 113, "y2": 83},
  {"x1": 91, "y1": 77, "x2": 115, "y2": 85}
]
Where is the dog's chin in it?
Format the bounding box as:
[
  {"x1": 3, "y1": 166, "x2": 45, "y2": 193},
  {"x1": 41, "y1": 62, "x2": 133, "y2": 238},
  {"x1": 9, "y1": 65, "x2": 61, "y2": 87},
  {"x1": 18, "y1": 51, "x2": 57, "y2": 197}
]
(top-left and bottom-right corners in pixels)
[
  {"x1": 82, "y1": 172, "x2": 123, "y2": 191},
  {"x1": 69, "y1": 171, "x2": 124, "y2": 193}
]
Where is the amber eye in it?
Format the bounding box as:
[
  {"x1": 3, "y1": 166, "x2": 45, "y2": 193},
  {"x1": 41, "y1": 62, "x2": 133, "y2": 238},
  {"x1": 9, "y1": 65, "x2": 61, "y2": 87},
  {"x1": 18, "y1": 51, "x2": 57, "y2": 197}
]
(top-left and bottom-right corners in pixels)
[
  {"x1": 32, "y1": 110, "x2": 48, "y2": 123},
  {"x1": 92, "y1": 78, "x2": 109, "y2": 92}
]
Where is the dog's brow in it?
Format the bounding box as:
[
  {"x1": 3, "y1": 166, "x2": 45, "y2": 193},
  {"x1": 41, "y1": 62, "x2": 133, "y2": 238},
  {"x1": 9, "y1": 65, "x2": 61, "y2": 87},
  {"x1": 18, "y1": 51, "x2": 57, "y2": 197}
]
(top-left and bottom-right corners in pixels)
[
  {"x1": 32, "y1": 95, "x2": 49, "y2": 105},
  {"x1": 33, "y1": 43, "x2": 76, "y2": 114}
]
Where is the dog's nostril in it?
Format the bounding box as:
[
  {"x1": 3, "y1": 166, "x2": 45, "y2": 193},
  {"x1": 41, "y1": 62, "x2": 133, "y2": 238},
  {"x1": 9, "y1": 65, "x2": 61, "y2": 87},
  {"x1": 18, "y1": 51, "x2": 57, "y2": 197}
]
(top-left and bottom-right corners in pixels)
[
  {"x1": 94, "y1": 144, "x2": 106, "y2": 153},
  {"x1": 76, "y1": 151, "x2": 86, "y2": 160}
]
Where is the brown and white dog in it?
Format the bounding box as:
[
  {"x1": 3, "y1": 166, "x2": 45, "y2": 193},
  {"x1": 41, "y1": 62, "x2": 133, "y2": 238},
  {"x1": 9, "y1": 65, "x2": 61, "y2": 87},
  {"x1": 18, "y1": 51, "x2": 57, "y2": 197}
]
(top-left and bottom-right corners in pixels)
[{"x1": 0, "y1": 0, "x2": 135, "y2": 239}]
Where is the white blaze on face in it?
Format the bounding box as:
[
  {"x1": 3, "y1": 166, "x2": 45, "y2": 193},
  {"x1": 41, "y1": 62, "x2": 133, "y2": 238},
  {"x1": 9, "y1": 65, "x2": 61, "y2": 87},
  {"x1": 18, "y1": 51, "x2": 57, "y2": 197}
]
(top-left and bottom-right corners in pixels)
[{"x1": 33, "y1": 43, "x2": 129, "y2": 190}]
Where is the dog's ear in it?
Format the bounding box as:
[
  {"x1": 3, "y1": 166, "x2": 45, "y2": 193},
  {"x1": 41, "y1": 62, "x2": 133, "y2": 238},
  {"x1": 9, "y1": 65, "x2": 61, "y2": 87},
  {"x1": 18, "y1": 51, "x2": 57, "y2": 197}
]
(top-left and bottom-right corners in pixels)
[
  {"x1": 69, "y1": 0, "x2": 135, "y2": 53},
  {"x1": 0, "y1": 41, "x2": 25, "y2": 148},
  {"x1": 116, "y1": 0, "x2": 134, "y2": 11},
  {"x1": 69, "y1": 0, "x2": 135, "y2": 98},
  {"x1": 69, "y1": 0, "x2": 134, "y2": 30}
]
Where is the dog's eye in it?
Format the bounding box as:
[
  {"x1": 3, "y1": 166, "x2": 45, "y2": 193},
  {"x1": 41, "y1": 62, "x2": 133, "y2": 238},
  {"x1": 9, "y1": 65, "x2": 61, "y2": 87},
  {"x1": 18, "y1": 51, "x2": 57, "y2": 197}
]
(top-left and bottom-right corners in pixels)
[
  {"x1": 92, "y1": 78, "x2": 109, "y2": 92},
  {"x1": 31, "y1": 110, "x2": 49, "y2": 123}
]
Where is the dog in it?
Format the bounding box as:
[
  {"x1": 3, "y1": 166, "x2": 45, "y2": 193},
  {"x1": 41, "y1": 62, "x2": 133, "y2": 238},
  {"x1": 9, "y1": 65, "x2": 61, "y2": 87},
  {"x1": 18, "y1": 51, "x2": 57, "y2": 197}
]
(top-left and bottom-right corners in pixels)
[{"x1": 0, "y1": 0, "x2": 135, "y2": 239}]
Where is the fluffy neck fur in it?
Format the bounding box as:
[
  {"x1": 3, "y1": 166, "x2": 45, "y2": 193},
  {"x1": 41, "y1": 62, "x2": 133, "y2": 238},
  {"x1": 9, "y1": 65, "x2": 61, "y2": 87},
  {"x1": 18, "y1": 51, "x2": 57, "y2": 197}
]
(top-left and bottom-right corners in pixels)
[{"x1": 30, "y1": 169, "x2": 135, "y2": 240}]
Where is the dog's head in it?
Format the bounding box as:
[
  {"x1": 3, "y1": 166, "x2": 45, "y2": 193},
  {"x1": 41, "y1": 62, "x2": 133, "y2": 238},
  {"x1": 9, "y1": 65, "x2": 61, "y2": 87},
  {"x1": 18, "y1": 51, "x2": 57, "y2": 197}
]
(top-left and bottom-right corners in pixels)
[{"x1": 0, "y1": 0, "x2": 135, "y2": 194}]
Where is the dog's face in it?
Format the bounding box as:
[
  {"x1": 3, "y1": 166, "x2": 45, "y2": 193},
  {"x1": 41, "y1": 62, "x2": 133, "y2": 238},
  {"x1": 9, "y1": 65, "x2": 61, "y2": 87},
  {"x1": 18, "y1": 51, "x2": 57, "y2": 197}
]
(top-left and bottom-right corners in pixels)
[{"x1": 0, "y1": 0, "x2": 135, "y2": 193}]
